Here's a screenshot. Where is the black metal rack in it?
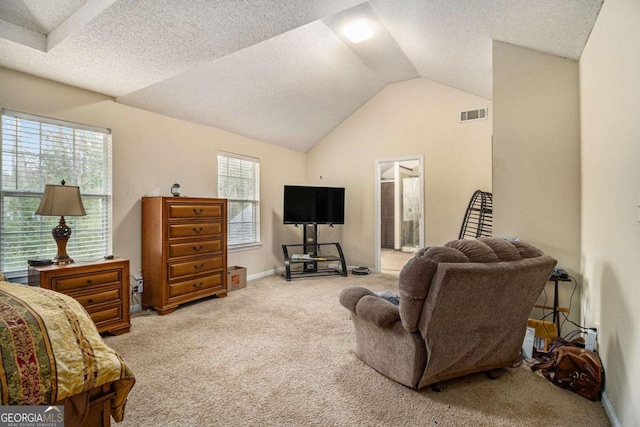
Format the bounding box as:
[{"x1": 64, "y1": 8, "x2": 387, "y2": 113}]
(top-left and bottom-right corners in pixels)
[
  {"x1": 459, "y1": 190, "x2": 493, "y2": 239},
  {"x1": 282, "y1": 224, "x2": 347, "y2": 281}
]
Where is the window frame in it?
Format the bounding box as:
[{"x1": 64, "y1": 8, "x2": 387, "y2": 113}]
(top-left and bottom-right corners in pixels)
[
  {"x1": 217, "y1": 151, "x2": 261, "y2": 251},
  {"x1": 0, "y1": 109, "x2": 113, "y2": 281}
]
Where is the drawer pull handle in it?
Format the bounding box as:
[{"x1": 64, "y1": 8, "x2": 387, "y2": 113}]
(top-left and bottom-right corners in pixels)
[
  {"x1": 87, "y1": 279, "x2": 93, "y2": 285},
  {"x1": 194, "y1": 263, "x2": 205, "y2": 271},
  {"x1": 193, "y1": 227, "x2": 204, "y2": 234},
  {"x1": 192, "y1": 282, "x2": 204, "y2": 288},
  {"x1": 193, "y1": 208, "x2": 204, "y2": 215},
  {"x1": 193, "y1": 245, "x2": 204, "y2": 252},
  {"x1": 87, "y1": 298, "x2": 94, "y2": 304}
]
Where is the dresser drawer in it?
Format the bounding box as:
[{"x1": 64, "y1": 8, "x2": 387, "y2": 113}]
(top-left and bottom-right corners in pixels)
[
  {"x1": 52, "y1": 270, "x2": 122, "y2": 292},
  {"x1": 169, "y1": 256, "x2": 223, "y2": 279},
  {"x1": 168, "y1": 203, "x2": 224, "y2": 219},
  {"x1": 168, "y1": 273, "x2": 224, "y2": 299},
  {"x1": 168, "y1": 222, "x2": 222, "y2": 239},
  {"x1": 72, "y1": 287, "x2": 121, "y2": 309},
  {"x1": 168, "y1": 239, "x2": 223, "y2": 259}
]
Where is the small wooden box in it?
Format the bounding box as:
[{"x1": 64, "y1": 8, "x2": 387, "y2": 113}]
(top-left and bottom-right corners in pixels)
[{"x1": 227, "y1": 266, "x2": 247, "y2": 291}]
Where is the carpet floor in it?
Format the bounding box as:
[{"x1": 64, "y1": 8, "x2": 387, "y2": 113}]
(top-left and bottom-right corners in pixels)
[{"x1": 105, "y1": 273, "x2": 610, "y2": 426}]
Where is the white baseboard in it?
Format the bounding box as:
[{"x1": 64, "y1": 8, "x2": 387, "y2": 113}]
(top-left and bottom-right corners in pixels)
[
  {"x1": 602, "y1": 390, "x2": 621, "y2": 427},
  {"x1": 248, "y1": 268, "x2": 280, "y2": 281},
  {"x1": 249, "y1": 265, "x2": 360, "y2": 282}
]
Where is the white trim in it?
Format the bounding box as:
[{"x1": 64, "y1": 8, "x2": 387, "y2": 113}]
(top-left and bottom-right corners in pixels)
[
  {"x1": 248, "y1": 268, "x2": 280, "y2": 281},
  {"x1": 250, "y1": 266, "x2": 361, "y2": 282},
  {"x1": 374, "y1": 156, "x2": 424, "y2": 273},
  {"x1": 601, "y1": 391, "x2": 622, "y2": 427}
]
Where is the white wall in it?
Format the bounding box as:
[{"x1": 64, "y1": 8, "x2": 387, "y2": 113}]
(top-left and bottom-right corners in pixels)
[
  {"x1": 0, "y1": 67, "x2": 306, "y2": 281},
  {"x1": 492, "y1": 41, "x2": 582, "y2": 330},
  {"x1": 580, "y1": 0, "x2": 640, "y2": 424},
  {"x1": 306, "y1": 78, "x2": 493, "y2": 269}
]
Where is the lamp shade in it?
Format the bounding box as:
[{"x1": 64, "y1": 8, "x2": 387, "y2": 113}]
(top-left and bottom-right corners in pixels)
[{"x1": 35, "y1": 184, "x2": 86, "y2": 217}]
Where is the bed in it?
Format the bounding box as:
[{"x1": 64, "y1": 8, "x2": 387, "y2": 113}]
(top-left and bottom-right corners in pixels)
[{"x1": 0, "y1": 280, "x2": 135, "y2": 426}]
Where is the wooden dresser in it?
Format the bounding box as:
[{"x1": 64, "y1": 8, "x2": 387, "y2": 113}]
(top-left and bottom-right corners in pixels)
[
  {"x1": 28, "y1": 258, "x2": 131, "y2": 335},
  {"x1": 141, "y1": 197, "x2": 227, "y2": 315}
]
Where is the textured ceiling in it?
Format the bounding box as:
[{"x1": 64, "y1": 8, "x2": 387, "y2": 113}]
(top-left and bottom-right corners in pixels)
[{"x1": 0, "y1": 0, "x2": 603, "y2": 152}]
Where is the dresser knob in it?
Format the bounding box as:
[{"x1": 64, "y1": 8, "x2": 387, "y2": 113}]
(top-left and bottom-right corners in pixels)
[
  {"x1": 193, "y1": 208, "x2": 203, "y2": 215},
  {"x1": 87, "y1": 299, "x2": 94, "y2": 304},
  {"x1": 87, "y1": 279, "x2": 93, "y2": 284},
  {"x1": 193, "y1": 227, "x2": 204, "y2": 234},
  {"x1": 192, "y1": 282, "x2": 203, "y2": 288},
  {"x1": 193, "y1": 245, "x2": 204, "y2": 252},
  {"x1": 194, "y1": 263, "x2": 204, "y2": 271}
]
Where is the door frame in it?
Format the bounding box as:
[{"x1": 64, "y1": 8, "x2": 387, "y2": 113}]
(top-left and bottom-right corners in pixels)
[{"x1": 374, "y1": 155, "x2": 425, "y2": 273}]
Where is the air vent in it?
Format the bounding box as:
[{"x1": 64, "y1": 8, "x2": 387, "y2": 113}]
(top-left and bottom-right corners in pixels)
[{"x1": 460, "y1": 108, "x2": 488, "y2": 122}]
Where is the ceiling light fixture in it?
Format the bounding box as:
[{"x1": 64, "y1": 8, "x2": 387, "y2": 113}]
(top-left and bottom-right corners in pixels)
[{"x1": 342, "y1": 20, "x2": 374, "y2": 43}]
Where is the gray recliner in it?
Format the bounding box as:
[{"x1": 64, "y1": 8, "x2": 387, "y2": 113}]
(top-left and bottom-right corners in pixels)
[{"x1": 340, "y1": 237, "x2": 556, "y2": 389}]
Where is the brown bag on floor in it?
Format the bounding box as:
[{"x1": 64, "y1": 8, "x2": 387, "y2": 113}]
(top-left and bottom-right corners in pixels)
[{"x1": 531, "y1": 346, "x2": 603, "y2": 401}]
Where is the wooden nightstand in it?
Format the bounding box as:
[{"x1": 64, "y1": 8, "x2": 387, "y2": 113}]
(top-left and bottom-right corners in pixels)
[{"x1": 28, "y1": 258, "x2": 131, "y2": 335}]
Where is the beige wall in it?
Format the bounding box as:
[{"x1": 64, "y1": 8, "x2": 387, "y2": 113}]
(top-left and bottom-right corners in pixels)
[
  {"x1": 492, "y1": 41, "x2": 582, "y2": 330},
  {"x1": 580, "y1": 0, "x2": 640, "y2": 424},
  {"x1": 0, "y1": 67, "x2": 306, "y2": 281},
  {"x1": 305, "y1": 78, "x2": 493, "y2": 269}
]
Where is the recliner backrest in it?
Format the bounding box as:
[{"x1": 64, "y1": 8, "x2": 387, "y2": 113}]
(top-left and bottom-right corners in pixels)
[
  {"x1": 398, "y1": 238, "x2": 548, "y2": 333},
  {"x1": 397, "y1": 237, "x2": 556, "y2": 387}
]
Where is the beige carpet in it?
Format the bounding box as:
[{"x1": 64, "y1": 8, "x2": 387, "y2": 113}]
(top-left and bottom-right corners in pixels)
[
  {"x1": 381, "y1": 249, "x2": 414, "y2": 273},
  {"x1": 105, "y1": 273, "x2": 610, "y2": 427}
]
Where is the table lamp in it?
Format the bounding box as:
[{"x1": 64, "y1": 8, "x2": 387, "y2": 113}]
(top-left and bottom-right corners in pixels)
[{"x1": 35, "y1": 180, "x2": 86, "y2": 265}]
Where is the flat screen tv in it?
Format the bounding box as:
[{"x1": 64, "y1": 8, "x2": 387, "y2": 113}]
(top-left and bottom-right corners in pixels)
[{"x1": 283, "y1": 185, "x2": 345, "y2": 225}]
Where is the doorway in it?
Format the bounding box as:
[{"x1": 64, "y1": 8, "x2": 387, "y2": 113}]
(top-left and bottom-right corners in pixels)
[{"x1": 375, "y1": 156, "x2": 424, "y2": 273}]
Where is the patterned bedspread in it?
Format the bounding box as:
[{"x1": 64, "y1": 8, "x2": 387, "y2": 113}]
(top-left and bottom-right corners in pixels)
[{"x1": 0, "y1": 281, "x2": 134, "y2": 422}]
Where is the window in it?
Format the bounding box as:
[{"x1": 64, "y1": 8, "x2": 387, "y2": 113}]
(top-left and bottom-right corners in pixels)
[
  {"x1": 1, "y1": 109, "x2": 112, "y2": 279},
  {"x1": 217, "y1": 152, "x2": 260, "y2": 249}
]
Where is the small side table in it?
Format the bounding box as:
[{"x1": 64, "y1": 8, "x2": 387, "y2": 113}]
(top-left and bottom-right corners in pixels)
[
  {"x1": 535, "y1": 276, "x2": 572, "y2": 336},
  {"x1": 28, "y1": 258, "x2": 131, "y2": 335}
]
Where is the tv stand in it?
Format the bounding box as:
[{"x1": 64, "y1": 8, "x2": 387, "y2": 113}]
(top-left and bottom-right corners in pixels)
[{"x1": 282, "y1": 224, "x2": 348, "y2": 281}]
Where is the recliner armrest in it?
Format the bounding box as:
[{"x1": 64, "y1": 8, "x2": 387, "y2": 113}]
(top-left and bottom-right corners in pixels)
[
  {"x1": 355, "y1": 295, "x2": 400, "y2": 328},
  {"x1": 339, "y1": 287, "x2": 375, "y2": 313}
]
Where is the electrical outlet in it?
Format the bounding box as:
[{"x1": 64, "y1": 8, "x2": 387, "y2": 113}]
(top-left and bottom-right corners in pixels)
[
  {"x1": 133, "y1": 274, "x2": 143, "y2": 293},
  {"x1": 586, "y1": 329, "x2": 597, "y2": 351}
]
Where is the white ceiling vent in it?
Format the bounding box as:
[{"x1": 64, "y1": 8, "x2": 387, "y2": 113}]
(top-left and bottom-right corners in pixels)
[{"x1": 460, "y1": 108, "x2": 488, "y2": 123}]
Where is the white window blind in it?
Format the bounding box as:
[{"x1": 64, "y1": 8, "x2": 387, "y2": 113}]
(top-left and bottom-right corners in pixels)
[
  {"x1": 0, "y1": 109, "x2": 112, "y2": 278},
  {"x1": 217, "y1": 152, "x2": 260, "y2": 247}
]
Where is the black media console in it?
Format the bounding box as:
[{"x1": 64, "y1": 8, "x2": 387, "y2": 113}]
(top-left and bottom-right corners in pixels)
[{"x1": 282, "y1": 224, "x2": 347, "y2": 281}]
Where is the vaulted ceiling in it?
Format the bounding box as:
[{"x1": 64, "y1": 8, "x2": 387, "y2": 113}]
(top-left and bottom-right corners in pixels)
[{"x1": 0, "y1": 0, "x2": 603, "y2": 152}]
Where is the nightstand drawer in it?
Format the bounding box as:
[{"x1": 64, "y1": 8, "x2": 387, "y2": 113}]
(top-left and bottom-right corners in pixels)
[
  {"x1": 28, "y1": 258, "x2": 130, "y2": 334},
  {"x1": 52, "y1": 270, "x2": 121, "y2": 292},
  {"x1": 72, "y1": 287, "x2": 121, "y2": 308},
  {"x1": 168, "y1": 273, "x2": 224, "y2": 299},
  {"x1": 87, "y1": 303, "x2": 122, "y2": 327},
  {"x1": 168, "y1": 239, "x2": 222, "y2": 258},
  {"x1": 169, "y1": 256, "x2": 223, "y2": 279},
  {"x1": 168, "y1": 203, "x2": 224, "y2": 219},
  {"x1": 168, "y1": 222, "x2": 222, "y2": 239}
]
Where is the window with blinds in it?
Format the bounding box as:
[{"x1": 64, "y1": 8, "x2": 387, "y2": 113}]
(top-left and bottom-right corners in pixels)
[
  {"x1": 217, "y1": 152, "x2": 260, "y2": 248},
  {"x1": 0, "y1": 110, "x2": 112, "y2": 278}
]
